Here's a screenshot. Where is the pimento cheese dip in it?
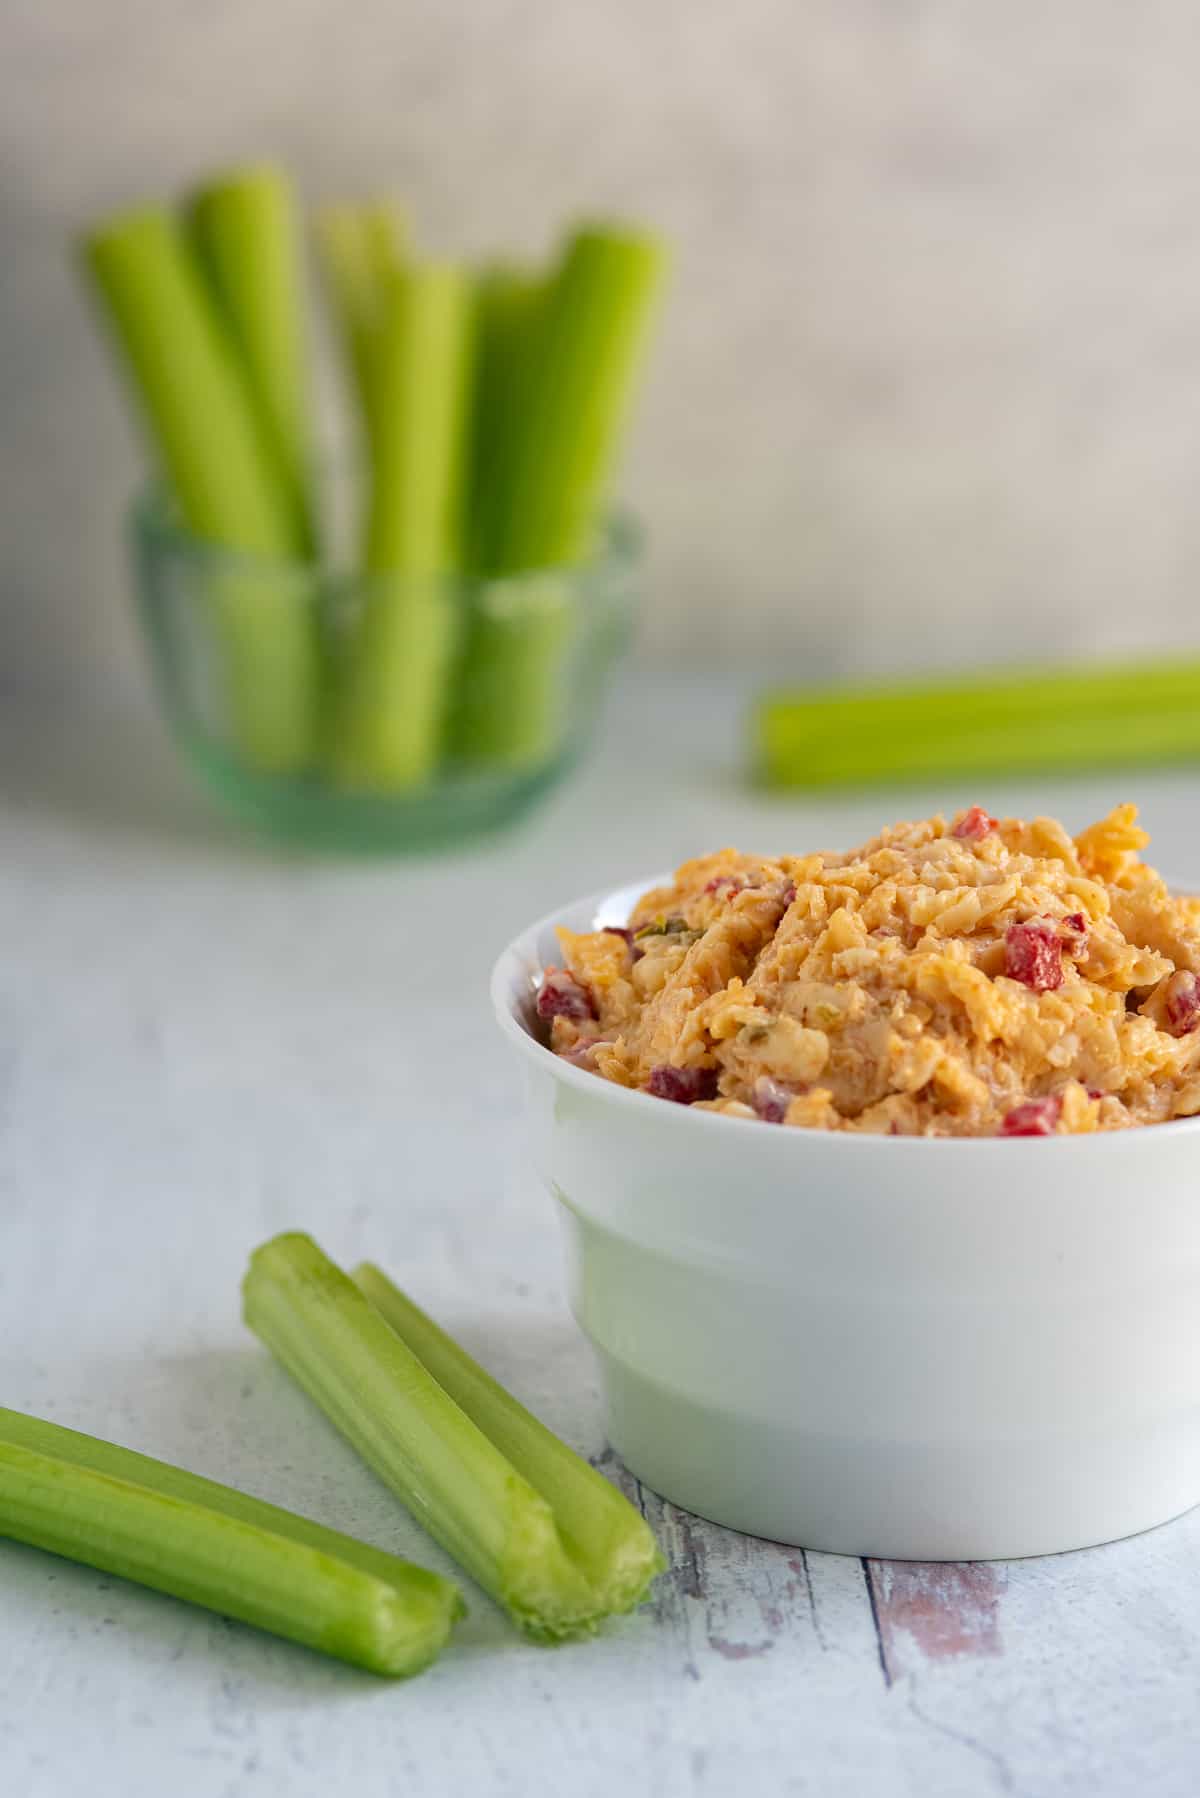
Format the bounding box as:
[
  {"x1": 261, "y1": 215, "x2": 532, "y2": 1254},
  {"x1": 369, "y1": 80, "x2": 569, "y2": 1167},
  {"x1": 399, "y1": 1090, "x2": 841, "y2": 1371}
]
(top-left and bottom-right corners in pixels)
[{"x1": 537, "y1": 805, "x2": 1200, "y2": 1136}]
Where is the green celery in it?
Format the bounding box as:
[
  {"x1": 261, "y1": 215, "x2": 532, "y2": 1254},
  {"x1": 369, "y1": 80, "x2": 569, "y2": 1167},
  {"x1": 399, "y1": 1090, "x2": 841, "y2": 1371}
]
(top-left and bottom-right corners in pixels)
[
  {"x1": 452, "y1": 263, "x2": 567, "y2": 763},
  {"x1": 480, "y1": 224, "x2": 667, "y2": 574},
  {"x1": 461, "y1": 224, "x2": 667, "y2": 767},
  {"x1": 0, "y1": 1405, "x2": 462, "y2": 1677},
  {"x1": 315, "y1": 201, "x2": 407, "y2": 462},
  {"x1": 755, "y1": 659, "x2": 1200, "y2": 788},
  {"x1": 353, "y1": 1263, "x2": 664, "y2": 1621},
  {"x1": 243, "y1": 1233, "x2": 662, "y2": 1639},
  {"x1": 83, "y1": 205, "x2": 318, "y2": 771},
  {"x1": 188, "y1": 163, "x2": 318, "y2": 556},
  {"x1": 464, "y1": 263, "x2": 546, "y2": 572},
  {"x1": 330, "y1": 262, "x2": 475, "y2": 789}
]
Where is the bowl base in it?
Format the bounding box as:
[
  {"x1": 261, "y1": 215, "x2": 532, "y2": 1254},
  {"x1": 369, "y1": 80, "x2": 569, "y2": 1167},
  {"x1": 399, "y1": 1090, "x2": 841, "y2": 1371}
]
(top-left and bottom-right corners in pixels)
[
  {"x1": 600, "y1": 1350, "x2": 1200, "y2": 1560},
  {"x1": 176, "y1": 726, "x2": 571, "y2": 853}
]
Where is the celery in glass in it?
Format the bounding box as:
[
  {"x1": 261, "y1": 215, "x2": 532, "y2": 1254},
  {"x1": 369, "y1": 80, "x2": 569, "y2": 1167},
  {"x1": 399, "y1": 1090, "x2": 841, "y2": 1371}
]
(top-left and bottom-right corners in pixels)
[
  {"x1": 314, "y1": 201, "x2": 407, "y2": 463},
  {"x1": 329, "y1": 263, "x2": 475, "y2": 789},
  {"x1": 82, "y1": 206, "x2": 318, "y2": 771},
  {"x1": 458, "y1": 224, "x2": 666, "y2": 768},
  {"x1": 188, "y1": 163, "x2": 317, "y2": 556}
]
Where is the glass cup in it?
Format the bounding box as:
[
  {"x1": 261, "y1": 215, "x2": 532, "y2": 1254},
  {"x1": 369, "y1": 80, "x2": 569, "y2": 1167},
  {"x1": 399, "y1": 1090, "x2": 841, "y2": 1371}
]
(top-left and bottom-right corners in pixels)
[{"x1": 130, "y1": 490, "x2": 640, "y2": 851}]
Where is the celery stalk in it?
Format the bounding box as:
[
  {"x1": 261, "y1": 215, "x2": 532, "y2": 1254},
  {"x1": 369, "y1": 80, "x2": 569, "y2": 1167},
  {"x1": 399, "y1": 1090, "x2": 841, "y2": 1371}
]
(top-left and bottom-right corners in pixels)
[
  {"x1": 0, "y1": 1405, "x2": 462, "y2": 1676},
  {"x1": 82, "y1": 206, "x2": 318, "y2": 770},
  {"x1": 243, "y1": 1234, "x2": 662, "y2": 1639},
  {"x1": 315, "y1": 202, "x2": 406, "y2": 461},
  {"x1": 188, "y1": 164, "x2": 317, "y2": 556},
  {"x1": 83, "y1": 206, "x2": 297, "y2": 553},
  {"x1": 460, "y1": 225, "x2": 666, "y2": 767},
  {"x1": 755, "y1": 659, "x2": 1200, "y2": 788},
  {"x1": 329, "y1": 263, "x2": 474, "y2": 789},
  {"x1": 464, "y1": 263, "x2": 545, "y2": 573},
  {"x1": 353, "y1": 1263, "x2": 664, "y2": 1617},
  {"x1": 481, "y1": 225, "x2": 667, "y2": 574},
  {"x1": 451, "y1": 264, "x2": 568, "y2": 763}
]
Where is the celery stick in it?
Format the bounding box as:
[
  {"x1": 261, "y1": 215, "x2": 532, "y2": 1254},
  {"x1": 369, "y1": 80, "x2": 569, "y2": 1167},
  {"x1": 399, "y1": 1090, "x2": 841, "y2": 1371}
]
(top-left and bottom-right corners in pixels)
[
  {"x1": 461, "y1": 225, "x2": 666, "y2": 767},
  {"x1": 0, "y1": 1405, "x2": 462, "y2": 1676},
  {"x1": 450, "y1": 576, "x2": 573, "y2": 765},
  {"x1": 82, "y1": 206, "x2": 317, "y2": 770},
  {"x1": 464, "y1": 263, "x2": 545, "y2": 572},
  {"x1": 353, "y1": 1264, "x2": 664, "y2": 1617},
  {"x1": 315, "y1": 202, "x2": 406, "y2": 460},
  {"x1": 188, "y1": 163, "x2": 317, "y2": 556},
  {"x1": 329, "y1": 263, "x2": 474, "y2": 789},
  {"x1": 755, "y1": 660, "x2": 1200, "y2": 788},
  {"x1": 482, "y1": 225, "x2": 667, "y2": 574},
  {"x1": 83, "y1": 206, "x2": 297, "y2": 553},
  {"x1": 243, "y1": 1233, "x2": 661, "y2": 1638}
]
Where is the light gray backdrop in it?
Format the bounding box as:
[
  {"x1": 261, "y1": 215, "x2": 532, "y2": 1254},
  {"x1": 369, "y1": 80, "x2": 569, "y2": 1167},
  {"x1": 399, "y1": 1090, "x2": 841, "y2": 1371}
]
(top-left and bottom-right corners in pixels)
[{"x1": 6, "y1": 1, "x2": 1200, "y2": 704}]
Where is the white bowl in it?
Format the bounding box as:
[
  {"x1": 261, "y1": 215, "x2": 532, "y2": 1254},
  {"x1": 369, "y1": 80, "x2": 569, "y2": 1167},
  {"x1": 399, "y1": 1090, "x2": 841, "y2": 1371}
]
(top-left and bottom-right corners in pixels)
[{"x1": 492, "y1": 878, "x2": 1200, "y2": 1559}]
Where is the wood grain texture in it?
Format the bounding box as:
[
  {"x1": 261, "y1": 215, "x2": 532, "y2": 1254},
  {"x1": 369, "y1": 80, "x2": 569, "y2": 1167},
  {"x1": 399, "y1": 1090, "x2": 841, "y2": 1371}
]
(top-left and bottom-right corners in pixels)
[{"x1": 3, "y1": 681, "x2": 1200, "y2": 1797}]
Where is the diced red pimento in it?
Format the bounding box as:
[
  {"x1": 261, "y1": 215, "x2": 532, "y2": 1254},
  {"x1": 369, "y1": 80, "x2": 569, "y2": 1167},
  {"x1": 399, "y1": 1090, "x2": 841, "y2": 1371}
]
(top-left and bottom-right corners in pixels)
[
  {"x1": 953, "y1": 806, "x2": 997, "y2": 841},
  {"x1": 998, "y1": 1095, "x2": 1063, "y2": 1137},
  {"x1": 1060, "y1": 912, "x2": 1088, "y2": 954},
  {"x1": 704, "y1": 875, "x2": 745, "y2": 897},
  {"x1": 647, "y1": 1064, "x2": 719, "y2": 1105},
  {"x1": 536, "y1": 967, "x2": 596, "y2": 1023},
  {"x1": 1004, "y1": 919, "x2": 1064, "y2": 992},
  {"x1": 1164, "y1": 970, "x2": 1200, "y2": 1036},
  {"x1": 753, "y1": 1076, "x2": 795, "y2": 1124}
]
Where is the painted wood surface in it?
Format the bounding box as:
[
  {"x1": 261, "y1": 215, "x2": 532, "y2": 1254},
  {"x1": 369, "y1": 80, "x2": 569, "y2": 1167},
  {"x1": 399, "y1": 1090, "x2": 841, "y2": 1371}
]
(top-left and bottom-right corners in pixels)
[{"x1": 3, "y1": 680, "x2": 1200, "y2": 1797}]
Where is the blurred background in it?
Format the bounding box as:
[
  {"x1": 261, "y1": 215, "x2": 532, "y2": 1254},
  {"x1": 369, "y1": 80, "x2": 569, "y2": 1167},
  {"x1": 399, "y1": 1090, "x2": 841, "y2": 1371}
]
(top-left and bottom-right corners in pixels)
[{"x1": 8, "y1": 1, "x2": 1200, "y2": 710}]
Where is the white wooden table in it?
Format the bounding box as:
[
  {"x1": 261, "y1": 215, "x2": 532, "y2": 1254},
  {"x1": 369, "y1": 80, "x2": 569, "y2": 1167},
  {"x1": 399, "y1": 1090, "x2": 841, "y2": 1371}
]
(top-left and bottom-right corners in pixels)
[{"x1": 3, "y1": 673, "x2": 1200, "y2": 1797}]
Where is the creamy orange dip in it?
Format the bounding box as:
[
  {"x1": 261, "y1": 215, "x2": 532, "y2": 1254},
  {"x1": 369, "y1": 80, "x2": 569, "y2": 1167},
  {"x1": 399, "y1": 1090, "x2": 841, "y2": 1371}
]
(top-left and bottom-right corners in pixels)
[{"x1": 538, "y1": 805, "x2": 1200, "y2": 1136}]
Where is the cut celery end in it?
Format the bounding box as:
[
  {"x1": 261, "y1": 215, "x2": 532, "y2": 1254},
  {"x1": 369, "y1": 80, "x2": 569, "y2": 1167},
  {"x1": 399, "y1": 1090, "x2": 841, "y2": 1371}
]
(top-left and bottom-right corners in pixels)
[
  {"x1": 244, "y1": 1233, "x2": 662, "y2": 1638},
  {"x1": 353, "y1": 1263, "x2": 665, "y2": 1619},
  {"x1": 0, "y1": 1405, "x2": 462, "y2": 1676}
]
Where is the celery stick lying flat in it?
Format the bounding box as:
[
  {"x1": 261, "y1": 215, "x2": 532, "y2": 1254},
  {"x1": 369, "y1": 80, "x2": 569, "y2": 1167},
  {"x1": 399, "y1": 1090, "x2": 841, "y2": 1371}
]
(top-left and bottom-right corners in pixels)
[
  {"x1": 353, "y1": 1263, "x2": 664, "y2": 1618},
  {"x1": 0, "y1": 1405, "x2": 462, "y2": 1676},
  {"x1": 189, "y1": 163, "x2": 317, "y2": 557},
  {"x1": 243, "y1": 1234, "x2": 662, "y2": 1639},
  {"x1": 755, "y1": 659, "x2": 1200, "y2": 788}
]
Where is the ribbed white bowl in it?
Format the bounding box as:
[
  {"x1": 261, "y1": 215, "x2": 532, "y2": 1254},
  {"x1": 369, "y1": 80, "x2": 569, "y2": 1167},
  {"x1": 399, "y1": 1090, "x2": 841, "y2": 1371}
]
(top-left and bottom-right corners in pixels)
[{"x1": 492, "y1": 879, "x2": 1200, "y2": 1558}]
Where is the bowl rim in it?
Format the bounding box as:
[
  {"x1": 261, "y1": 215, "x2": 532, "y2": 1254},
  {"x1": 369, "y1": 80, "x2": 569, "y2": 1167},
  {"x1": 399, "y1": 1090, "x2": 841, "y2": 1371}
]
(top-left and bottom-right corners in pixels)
[{"x1": 491, "y1": 875, "x2": 1200, "y2": 1153}]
